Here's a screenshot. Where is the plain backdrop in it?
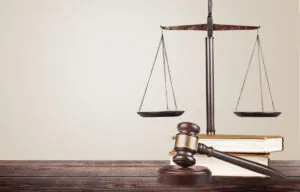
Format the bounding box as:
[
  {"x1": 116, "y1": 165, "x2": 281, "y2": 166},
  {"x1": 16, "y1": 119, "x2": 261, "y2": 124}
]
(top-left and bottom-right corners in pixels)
[{"x1": 0, "y1": 0, "x2": 299, "y2": 160}]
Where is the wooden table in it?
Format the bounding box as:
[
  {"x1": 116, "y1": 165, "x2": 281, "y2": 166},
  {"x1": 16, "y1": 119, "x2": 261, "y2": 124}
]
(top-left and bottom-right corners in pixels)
[{"x1": 0, "y1": 160, "x2": 299, "y2": 191}]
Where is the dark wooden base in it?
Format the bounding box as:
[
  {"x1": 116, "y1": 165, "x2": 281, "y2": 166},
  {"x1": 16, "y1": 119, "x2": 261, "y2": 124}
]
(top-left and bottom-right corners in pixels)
[{"x1": 158, "y1": 165, "x2": 212, "y2": 186}]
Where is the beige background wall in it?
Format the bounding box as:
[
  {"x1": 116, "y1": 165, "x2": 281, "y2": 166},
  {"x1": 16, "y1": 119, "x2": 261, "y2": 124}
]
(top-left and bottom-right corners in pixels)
[
  {"x1": 0, "y1": 0, "x2": 299, "y2": 160},
  {"x1": 298, "y1": 0, "x2": 300, "y2": 148}
]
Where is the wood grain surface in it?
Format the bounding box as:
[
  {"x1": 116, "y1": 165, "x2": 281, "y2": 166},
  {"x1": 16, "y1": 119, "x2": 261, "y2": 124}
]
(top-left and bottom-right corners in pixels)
[{"x1": 0, "y1": 160, "x2": 299, "y2": 191}]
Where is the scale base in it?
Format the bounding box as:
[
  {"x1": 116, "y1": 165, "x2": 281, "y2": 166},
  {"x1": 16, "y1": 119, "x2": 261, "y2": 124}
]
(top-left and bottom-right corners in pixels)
[{"x1": 158, "y1": 165, "x2": 212, "y2": 186}]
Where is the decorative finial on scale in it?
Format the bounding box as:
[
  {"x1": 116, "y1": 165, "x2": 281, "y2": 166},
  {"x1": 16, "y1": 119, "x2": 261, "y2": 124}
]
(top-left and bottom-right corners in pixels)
[
  {"x1": 207, "y1": 0, "x2": 213, "y2": 37},
  {"x1": 208, "y1": 0, "x2": 212, "y2": 16}
]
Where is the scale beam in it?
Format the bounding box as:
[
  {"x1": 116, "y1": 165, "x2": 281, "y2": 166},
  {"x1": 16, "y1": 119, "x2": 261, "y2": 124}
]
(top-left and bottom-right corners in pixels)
[{"x1": 161, "y1": 24, "x2": 260, "y2": 31}]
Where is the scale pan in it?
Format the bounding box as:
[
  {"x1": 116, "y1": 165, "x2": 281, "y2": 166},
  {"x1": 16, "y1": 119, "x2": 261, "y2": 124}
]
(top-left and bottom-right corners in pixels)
[
  {"x1": 137, "y1": 110, "x2": 184, "y2": 117},
  {"x1": 234, "y1": 111, "x2": 281, "y2": 117}
]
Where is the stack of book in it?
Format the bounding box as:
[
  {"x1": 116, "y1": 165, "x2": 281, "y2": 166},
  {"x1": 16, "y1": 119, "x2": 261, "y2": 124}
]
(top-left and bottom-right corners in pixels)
[{"x1": 169, "y1": 134, "x2": 284, "y2": 177}]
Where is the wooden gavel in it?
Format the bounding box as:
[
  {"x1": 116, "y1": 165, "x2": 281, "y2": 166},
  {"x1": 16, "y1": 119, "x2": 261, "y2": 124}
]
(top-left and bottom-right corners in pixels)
[{"x1": 172, "y1": 122, "x2": 285, "y2": 178}]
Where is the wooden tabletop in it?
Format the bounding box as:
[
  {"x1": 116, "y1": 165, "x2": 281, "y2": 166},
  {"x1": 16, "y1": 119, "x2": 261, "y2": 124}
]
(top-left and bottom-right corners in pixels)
[{"x1": 0, "y1": 160, "x2": 299, "y2": 191}]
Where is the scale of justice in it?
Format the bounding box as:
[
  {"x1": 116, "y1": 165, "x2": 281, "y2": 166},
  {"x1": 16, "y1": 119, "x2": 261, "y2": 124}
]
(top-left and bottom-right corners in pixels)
[{"x1": 137, "y1": 0, "x2": 284, "y2": 186}]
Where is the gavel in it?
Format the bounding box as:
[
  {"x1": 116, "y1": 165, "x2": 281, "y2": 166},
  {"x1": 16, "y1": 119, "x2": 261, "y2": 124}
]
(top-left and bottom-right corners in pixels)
[{"x1": 158, "y1": 122, "x2": 285, "y2": 185}]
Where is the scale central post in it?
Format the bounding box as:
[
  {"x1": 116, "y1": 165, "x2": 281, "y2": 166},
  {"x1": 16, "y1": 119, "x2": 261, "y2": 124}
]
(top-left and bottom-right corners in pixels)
[{"x1": 206, "y1": 0, "x2": 215, "y2": 135}]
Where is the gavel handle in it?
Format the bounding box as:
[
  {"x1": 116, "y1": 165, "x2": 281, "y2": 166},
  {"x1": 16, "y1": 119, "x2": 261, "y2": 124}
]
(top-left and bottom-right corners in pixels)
[{"x1": 197, "y1": 143, "x2": 285, "y2": 178}]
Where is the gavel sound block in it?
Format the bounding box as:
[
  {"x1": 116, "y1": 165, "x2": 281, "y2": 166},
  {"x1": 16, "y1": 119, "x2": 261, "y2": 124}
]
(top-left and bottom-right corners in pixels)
[{"x1": 158, "y1": 122, "x2": 285, "y2": 186}]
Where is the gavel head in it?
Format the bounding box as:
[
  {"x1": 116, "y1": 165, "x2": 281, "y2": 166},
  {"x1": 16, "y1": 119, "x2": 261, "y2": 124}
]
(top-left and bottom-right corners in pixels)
[{"x1": 173, "y1": 122, "x2": 200, "y2": 168}]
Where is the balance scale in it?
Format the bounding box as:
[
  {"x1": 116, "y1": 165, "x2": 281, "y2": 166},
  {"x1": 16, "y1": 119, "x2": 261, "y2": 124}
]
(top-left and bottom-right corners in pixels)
[{"x1": 137, "y1": 0, "x2": 281, "y2": 135}]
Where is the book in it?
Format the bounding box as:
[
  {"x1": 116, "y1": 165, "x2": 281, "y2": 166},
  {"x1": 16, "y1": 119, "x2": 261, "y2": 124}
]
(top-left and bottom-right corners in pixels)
[
  {"x1": 172, "y1": 134, "x2": 283, "y2": 153},
  {"x1": 169, "y1": 151, "x2": 270, "y2": 177}
]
